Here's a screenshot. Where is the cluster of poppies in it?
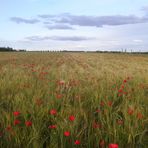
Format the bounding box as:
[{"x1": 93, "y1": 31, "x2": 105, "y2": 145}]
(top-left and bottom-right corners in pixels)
[
  {"x1": 118, "y1": 78, "x2": 129, "y2": 96},
  {"x1": 49, "y1": 109, "x2": 118, "y2": 147},
  {"x1": 49, "y1": 110, "x2": 80, "y2": 145},
  {"x1": 13, "y1": 111, "x2": 32, "y2": 127}
]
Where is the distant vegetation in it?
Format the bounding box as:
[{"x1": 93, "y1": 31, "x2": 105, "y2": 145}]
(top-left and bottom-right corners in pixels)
[
  {"x1": 0, "y1": 47, "x2": 26, "y2": 52},
  {"x1": 0, "y1": 47, "x2": 16, "y2": 52},
  {"x1": 0, "y1": 47, "x2": 147, "y2": 54},
  {"x1": 62, "y1": 50, "x2": 148, "y2": 54}
]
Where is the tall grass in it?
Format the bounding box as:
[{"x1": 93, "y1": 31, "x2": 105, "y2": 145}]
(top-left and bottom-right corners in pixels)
[{"x1": 0, "y1": 52, "x2": 148, "y2": 148}]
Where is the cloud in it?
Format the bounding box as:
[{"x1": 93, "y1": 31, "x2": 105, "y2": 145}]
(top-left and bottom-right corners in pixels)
[
  {"x1": 133, "y1": 39, "x2": 143, "y2": 43},
  {"x1": 141, "y1": 6, "x2": 148, "y2": 12},
  {"x1": 38, "y1": 13, "x2": 70, "y2": 19},
  {"x1": 141, "y1": 6, "x2": 148, "y2": 16},
  {"x1": 25, "y1": 35, "x2": 95, "y2": 41},
  {"x1": 50, "y1": 36, "x2": 94, "y2": 41},
  {"x1": 45, "y1": 24, "x2": 74, "y2": 30},
  {"x1": 38, "y1": 14, "x2": 57, "y2": 19},
  {"x1": 10, "y1": 8, "x2": 148, "y2": 28},
  {"x1": 38, "y1": 13, "x2": 148, "y2": 28},
  {"x1": 10, "y1": 17, "x2": 40, "y2": 24}
]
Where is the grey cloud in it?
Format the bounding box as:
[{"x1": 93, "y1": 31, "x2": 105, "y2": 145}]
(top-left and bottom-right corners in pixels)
[
  {"x1": 50, "y1": 36, "x2": 94, "y2": 41},
  {"x1": 25, "y1": 36, "x2": 49, "y2": 41},
  {"x1": 38, "y1": 14, "x2": 56, "y2": 19},
  {"x1": 25, "y1": 35, "x2": 95, "y2": 41},
  {"x1": 141, "y1": 6, "x2": 148, "y2": 12},
  {"x1": 45, "y1": 24, "x2": 74, "y2": 30},
  {"x1": 141, "y1": 6, "x2": 148, "y2": 16},
  {"x1": 11, "y1": 9, "x2": 148, "y2": 28},
  {"x1": 10, "y1": 17, "x2": 40, "y2": 24},
  {"x1": 38, "y1": 13, "x2": 70, "y2": 19},
  {"x1": 38, "y1": 13, "x2": 148, "y2": 27}
]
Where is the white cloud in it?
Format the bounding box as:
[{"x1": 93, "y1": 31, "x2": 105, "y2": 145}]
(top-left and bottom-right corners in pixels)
[{"x1": 133, "y1": 39, "x2": 143, "y2": 43}]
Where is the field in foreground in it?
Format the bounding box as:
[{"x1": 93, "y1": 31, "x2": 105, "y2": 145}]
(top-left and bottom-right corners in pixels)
[{"x1": 0, "y1": 52, "x2": 148, "y2": 148}]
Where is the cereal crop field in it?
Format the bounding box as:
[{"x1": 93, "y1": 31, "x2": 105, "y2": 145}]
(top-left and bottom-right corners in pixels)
[{"x1": 0, "y1": 52, "x2": 148, "y2": 148}]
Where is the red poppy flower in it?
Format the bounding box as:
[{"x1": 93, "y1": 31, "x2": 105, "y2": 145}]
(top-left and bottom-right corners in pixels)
[
  {"x1": 69, "y1": 115, "x2": 75, "y2": 121},
  {"x1": 123, "y1": 92, "x2": 128, "y2": 95},
  {"x1": 121, "y1": 85, "x2": 124, "y2": 89},
  {"x1": 64, "y1": 131, "x2": 70, "y2": 137},
  {"x1": 109, "y1": 144, "x2": 118, "y2": 148},
  {"x1": 118, "y1": 93, "x2": 122, "y2": 97},
  {"x1": 100, "y1": 101, "x2": 104, "y2": 107},
  {"x1": 123, "y1": 79, "x2": 127, "y2": 83},
  {"x1": 74, "y1": 140, "x2": 80, "y2": 145},
  {"x1": 96, "y1": 109, "x2": 101, "y2": 113},
  {"x1": 93, "y1": 122, "x2": 101, "y2": 129},
  {"x1": 14, "y1": 119, "x2": 21, "y2": 125},
  {"x1": 108, "y1": 101, "x2": 112, "y2": 107},
  {"x1": 128, "y1": 108, "x2": 134, "y2": 115},
  {"x1": 13, "y1": 111, "x2": 20, "y2": 116},
  {"x1": 50, "y1": 109, "x2": 57, "y2": 115},
  {"x1": 99, "y1": 139, "x2": 105, "y2": 147},
  {"x1": 56, "y1": 94, "x2": 62, "y2": 99},
  {"x1": 25, "y1": 121, "x2": 32, "y2": 127},
  {"x1": 6, "y1": 125, "x2": 12, "y2": 131},
  {"x1": 58, "y1": 80, "x2": 65, "y2": 85},
  {"x1": 117, "y1": 120, "x2": 123, "y2": 125},
  {"x1": 137, "y1": 112, "x2": 143, "y2": 119},
  {"x1": 118, "y1": 89, "x2": 123, "y2": 93},
  {"x1": 48, "y1": 125, "x2": 57, "y2": 129}
]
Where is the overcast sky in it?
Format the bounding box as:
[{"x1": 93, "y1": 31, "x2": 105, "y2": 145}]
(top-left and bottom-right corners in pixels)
[{"x1": 0, "y1": 0, "x2": 148, "y2": 51}]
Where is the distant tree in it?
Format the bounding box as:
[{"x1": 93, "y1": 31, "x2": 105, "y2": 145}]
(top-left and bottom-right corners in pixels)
[
  {"x1": 18, "y1": 49, "x2": 26, "y2": 52},
  {"x1": 0, "y1": 47, "x2": 16, "y2": 52}
]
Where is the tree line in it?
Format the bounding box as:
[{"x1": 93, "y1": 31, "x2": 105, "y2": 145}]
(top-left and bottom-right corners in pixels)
[
  {"x1": 0, "y1": 47, "x2": 147, "y2": 54},
  {"x1": 0, "y1": 47, "x2": 26, "y2": 52}
]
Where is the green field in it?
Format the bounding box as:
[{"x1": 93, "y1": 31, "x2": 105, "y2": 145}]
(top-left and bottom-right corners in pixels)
[{"x1": 0, "y1": 52, "x2": 148, "y2": 148}]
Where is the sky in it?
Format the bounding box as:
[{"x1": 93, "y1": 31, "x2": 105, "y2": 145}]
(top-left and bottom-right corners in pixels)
[{"x1": 0, "y1": 0, "x2": 148, "y2": 51}]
